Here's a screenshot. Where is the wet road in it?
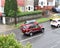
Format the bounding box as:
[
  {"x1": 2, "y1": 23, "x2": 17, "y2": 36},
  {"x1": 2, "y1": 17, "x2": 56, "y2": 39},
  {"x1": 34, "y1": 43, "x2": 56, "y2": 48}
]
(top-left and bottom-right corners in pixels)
[
  {"x1": 0, "y1": 21, "x2": 60, "y2": 48},
  {"x1": 0, "y1": 21, "x2": 53, "y2": 41},
  {"x1": 22, "y1": 27, "x2": 60, "y2": 48}
]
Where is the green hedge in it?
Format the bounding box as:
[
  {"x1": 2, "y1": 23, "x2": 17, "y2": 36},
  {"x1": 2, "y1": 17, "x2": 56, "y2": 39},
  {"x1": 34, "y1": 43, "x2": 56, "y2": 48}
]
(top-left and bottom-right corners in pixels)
[
  {"x1": 17, "y1": 10, "x2": 42, "y2": 17},
  {"x1": 5, "y1": 10, "x2": 42, "y2": 17}
]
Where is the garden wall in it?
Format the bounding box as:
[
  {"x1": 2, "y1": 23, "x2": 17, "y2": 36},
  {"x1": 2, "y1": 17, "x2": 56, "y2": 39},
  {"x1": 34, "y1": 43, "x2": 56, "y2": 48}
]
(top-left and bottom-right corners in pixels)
[{"x1": 6, "y1": 14, "x2": 43, "y2": 24}]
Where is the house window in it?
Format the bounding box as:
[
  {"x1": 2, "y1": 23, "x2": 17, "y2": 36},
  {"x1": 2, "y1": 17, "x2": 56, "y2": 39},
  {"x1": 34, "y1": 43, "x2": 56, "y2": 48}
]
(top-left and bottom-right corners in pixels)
[
  {"x1": 47, "y1": 2, "x2": 53, "y2": 6},
  {"x1": 41, "y1": 1, "x2": 43, "y2": 5}
]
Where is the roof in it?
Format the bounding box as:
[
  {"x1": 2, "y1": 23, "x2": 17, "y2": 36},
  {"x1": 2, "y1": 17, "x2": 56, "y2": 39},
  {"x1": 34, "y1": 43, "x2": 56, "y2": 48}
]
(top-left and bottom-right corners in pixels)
[
  {"x1": 0, "y1": 0, "x2": 25, "y2": 7},
  {"x1": 17, "y1": 0, "x2": 25, "y2": 6}
]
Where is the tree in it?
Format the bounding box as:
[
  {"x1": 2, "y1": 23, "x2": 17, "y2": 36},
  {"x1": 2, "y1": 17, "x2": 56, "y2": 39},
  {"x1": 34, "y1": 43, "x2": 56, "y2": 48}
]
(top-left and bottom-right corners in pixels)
[{"x1": 4, "y1": 0, "x2": 18, "y2": 25}]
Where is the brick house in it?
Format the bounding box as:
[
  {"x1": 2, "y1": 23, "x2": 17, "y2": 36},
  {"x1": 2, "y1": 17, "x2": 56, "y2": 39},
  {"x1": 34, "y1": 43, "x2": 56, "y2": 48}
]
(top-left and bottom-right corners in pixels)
[{"x1": 34, "y1": 0, "x2": 55, "y2": 10}]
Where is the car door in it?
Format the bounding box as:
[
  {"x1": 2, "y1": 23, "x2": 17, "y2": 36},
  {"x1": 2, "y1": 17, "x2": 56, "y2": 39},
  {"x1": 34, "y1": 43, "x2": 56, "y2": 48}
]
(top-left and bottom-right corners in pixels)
[{"x1": 30, "y1": 25, "x2": 40, "y2": 32}]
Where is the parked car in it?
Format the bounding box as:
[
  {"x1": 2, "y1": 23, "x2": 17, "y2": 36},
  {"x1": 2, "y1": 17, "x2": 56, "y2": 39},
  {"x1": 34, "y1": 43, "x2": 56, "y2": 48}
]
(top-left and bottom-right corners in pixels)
[
  {"x1": 20, "y1": 20, "x2": 44, "y2": 36},
  {"x1": 50, "y1": 14, "x2": 60, "y2": 21},
  {"x1": 50, "y1": 18, "x2": 60, "y2": 28},
  {"x1": 52, "y1": 6, "x2": 60, "y2": 13}
]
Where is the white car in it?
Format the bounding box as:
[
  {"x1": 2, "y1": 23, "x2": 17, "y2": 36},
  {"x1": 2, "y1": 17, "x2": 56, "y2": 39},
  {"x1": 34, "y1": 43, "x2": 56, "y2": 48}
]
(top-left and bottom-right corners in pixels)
[{"x1": 50, "y1": 18, "x2": 60, "y2": 27}]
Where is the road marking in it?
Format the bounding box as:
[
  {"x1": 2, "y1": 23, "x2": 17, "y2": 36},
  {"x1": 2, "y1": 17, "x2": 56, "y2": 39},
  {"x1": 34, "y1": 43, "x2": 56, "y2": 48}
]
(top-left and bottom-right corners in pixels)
[{"x1": 20, "y1": 34, "x2": 43, "y2": 42}]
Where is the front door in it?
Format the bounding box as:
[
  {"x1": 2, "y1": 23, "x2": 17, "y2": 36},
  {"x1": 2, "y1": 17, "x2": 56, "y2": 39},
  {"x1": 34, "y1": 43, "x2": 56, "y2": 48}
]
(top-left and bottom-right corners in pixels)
[{"x1": 25, "y1": 5, "x2": 34, "y2": 12}]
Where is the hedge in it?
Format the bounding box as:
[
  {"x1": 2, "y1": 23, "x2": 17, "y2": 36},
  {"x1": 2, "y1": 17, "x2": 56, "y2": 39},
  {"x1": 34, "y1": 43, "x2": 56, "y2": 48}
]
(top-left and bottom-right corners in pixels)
[
  {"x1": 5, "y1": 10, "x2": 42, "y2": 17},
  {"x1": 17, "y1": 10, "x2": 42, "y2": 17}
]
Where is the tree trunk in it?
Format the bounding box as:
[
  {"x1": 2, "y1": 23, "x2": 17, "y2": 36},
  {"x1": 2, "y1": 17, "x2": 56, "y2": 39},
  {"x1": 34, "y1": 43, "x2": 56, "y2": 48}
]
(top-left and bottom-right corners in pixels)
[{"x1": 14, "y1": 17, "x2": 17, "y2": 25}]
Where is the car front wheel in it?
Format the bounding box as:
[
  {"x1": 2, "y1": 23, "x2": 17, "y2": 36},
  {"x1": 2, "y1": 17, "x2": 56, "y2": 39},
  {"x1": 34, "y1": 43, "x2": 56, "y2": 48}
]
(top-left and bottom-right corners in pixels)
[
  {"x1": 29, "y1": 32, "x2": 33, "y2": 36},
  {"x1": 50, "y1": 19, "x2": 52, "y2": 21},
  {"x1": 41, "y1": 28, "x2": 44, "y2": 33},
  {"x1": 57, "y1": 24, "x2": 60, "y2": 28}
]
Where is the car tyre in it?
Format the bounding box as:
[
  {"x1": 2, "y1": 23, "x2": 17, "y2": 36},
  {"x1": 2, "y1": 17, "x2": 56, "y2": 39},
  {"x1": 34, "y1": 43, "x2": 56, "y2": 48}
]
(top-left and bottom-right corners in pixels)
[
  {"x1": 23, "y1": 33, "x2": 26, "y2": 35},
  {"x1": 57, "y1": 24, "x2": 60, "y2": 28},
  {"x1": 29, "y1": 32, "x2": 33, "y2": 36},
  {"x1": 50, "y1": 19, "x2": 52, "y2": 21},
  {"x1": 41, "y1": 28, "x2": 44, "y2": 33}
]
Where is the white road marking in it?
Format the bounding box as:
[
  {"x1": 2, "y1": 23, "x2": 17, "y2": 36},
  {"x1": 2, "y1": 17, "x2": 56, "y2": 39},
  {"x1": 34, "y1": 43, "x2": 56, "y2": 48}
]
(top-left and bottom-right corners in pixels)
[{"x1": 20, "y1": 34, "x2": 43, "y2": 42}]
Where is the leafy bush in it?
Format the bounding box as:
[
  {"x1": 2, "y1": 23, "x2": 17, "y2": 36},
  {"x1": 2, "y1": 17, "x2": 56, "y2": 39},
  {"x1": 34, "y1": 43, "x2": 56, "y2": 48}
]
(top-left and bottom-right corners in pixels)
[
  {"x1": 5, "y1": 10, "x2": 42, "y2": 17},
  {"x1": 17, "y1": 10, "x2": 42, "y2": 17},
  {"x1": 0, "y1": 34, "x2": 32, "y2": 48}
]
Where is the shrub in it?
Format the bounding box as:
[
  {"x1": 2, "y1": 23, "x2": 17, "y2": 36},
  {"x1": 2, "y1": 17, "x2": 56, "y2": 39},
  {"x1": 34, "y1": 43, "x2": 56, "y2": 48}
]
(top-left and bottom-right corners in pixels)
[
  {"x1": 5, "y1": 10, "x2": 42, "y2": 17},
  {"x1": 0, "y1": 33, "x2": 32, "y2": 48},
  {"x1": 17, "y1": 10, "x2": 42, "y2": 17}
]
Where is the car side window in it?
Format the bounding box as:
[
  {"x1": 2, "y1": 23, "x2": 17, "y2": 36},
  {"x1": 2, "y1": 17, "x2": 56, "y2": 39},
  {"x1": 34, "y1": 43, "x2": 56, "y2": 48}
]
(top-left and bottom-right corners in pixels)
[
  {"x1": 29, "y1": 25, "x2": 39, "y2": 29},
  {"x1": 29, "y1": 26, "x2": 35, "y2": 29}
]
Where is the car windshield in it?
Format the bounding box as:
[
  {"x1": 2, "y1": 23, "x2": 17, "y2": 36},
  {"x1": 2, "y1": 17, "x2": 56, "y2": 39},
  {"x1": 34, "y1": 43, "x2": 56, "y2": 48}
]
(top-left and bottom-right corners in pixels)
[
  {"x1": 29, "y1": 25, "x2": 39, "y2": 29},
  {"x1": 52, "y1": 20, "x2": 57, "y2": 22}
]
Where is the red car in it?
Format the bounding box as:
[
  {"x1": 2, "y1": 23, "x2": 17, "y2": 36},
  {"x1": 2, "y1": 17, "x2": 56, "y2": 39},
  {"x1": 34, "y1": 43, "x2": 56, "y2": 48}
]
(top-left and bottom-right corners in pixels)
[{"x1": 20, "y1": 20, "x2": 44, "y2": 36}]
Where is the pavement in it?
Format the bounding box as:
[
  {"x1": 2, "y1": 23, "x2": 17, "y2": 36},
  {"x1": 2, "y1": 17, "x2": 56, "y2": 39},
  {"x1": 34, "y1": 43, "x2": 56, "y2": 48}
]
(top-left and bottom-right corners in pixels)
[{"x1": 0, "y1": 24, "x2": 15, "y2": 32}]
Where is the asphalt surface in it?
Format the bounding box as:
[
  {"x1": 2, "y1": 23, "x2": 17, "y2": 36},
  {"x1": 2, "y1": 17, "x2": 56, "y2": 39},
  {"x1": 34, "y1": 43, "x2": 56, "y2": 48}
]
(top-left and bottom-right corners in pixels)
[{"x1": 0, "y1": 21, "x2": 60, "y2": 48}]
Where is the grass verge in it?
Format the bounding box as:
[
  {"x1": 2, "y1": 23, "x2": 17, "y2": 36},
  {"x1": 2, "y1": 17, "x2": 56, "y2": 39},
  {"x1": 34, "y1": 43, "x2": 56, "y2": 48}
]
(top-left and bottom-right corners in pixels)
[
  {"x1": 15, "y1": 18, "x2": 49, "y2": 28},
  {"x1": 36, "y1": 18, "x2": 49, "y2": 23}
]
